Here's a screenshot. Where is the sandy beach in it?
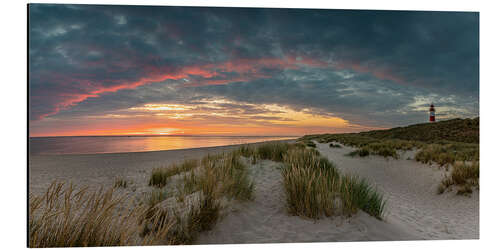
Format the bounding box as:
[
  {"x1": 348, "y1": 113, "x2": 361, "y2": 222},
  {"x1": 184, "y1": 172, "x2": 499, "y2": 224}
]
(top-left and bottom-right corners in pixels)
[
  {"x1": 29, "y1": 140, "x2": 295, "y2": 196},
  {"x1": 28, "y1": 139, "x2": 479, "y2": 244}
]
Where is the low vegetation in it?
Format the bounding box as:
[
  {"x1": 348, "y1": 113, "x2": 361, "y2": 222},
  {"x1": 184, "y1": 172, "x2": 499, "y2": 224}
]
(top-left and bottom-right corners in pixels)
[
  {"x1": 415, "y1": 143, "x2": 479, "y2": 167},
  {"x1": 140, "y1": 186, "x2": 221, "y2": 245},
  {"x1": 438, "y1": 161, "x2": 479, "y2": 195},
  {"x1": 145, "y1": 151, "x2": 254, "y2": 244},
  {"x1": 29, "y1": 182, "x2": 174, "y2": 247},
  {"x1": 149, "y1": 159, "x2": 199, "y2": 188},
  {"x1": 282, "y1": 147, "x2": 385, "y2": 219},
  {"x1": 114, "y1": 177, "x2": 129, "y2": 188}
]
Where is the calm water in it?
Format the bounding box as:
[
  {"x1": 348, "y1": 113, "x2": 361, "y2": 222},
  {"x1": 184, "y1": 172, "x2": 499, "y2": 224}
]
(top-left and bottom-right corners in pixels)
[{"x1": 29, "y1": 136, "x2": 298, "y2": 155}]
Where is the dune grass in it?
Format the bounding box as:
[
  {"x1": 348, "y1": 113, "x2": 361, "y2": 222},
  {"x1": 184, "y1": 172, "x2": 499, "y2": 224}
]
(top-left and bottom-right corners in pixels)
[
  {"x1": 415, "y1": 143, "x2": 479, "y2": 167},
  {"x1": 281, "y1": 148, "x2": 340, "y2": 218},
  {"x1": 147, "y1": 188, "x2": 169, "y2": 207},
  {"x1": 191, "y1": 152, "x2": 255, "y2": 201},
  {"x1": 281, "y1": 146, "x2": 386, "y2": 219},
  {"x1": 438, "y1": 161, "x2": 479, "y2": 195},
  {"x1": 339, "y1": 175, "x2": 386, "y2": 218},
  {"x1": 346, "y1": 147, "x2": 370, "y2": 158},
  {"x1": 148, "y1": 159, "x2": 199, "y2": 188},
  {"x1": 140, "y1": 186, "x2": 221, "y2": 245},
  {"x1": 114, "y1": 177, "x2": 128, "y2": 188},
  {"x1": 29, "y1": 182, "x2": 175, "y2": 247},
  {"x1": 149, "y1": 151, "x2": 254, "y2": 244}
]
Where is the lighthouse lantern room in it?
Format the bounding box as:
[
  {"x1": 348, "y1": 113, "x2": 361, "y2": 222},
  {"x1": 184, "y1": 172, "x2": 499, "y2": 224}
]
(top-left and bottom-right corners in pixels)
[{"x1": 429, "y1": 103, "x2": 435, "y2": 122}]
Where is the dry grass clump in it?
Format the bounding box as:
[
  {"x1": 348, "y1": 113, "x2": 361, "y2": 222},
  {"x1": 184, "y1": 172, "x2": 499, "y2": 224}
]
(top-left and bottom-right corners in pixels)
[
  {"x1": 415, "y1": 143, "x2": 479, "y2": 167},
  {"x1": 282, "y1": 147, "x2": 386, "y2": 219},
  {"x1": 147, "y1": 188, "x2": 169, "y2": 207},
  {"x1": 438, "y1": 161, "x2": 479, "y2": 195},
  {"x1": 313, "y1": 134, "x2": 410, "y2": 159},
  {"x1": 346, "y1": 147, "x2": 370, "y2": 158},
  {"x1": 303, "y1": 140, "x2": 316, "y2": 148},
  {"x1": 365, "y1": 143, "x2": 399, "y2": 158},
  {"x1": 143, "y1": 152, "x2": 248, "y2": 245},
  {"x1": 157, "y1": 152, "x2": 253, "y2": 244},
  {"x1": 341, "y1": 139, "x2": 415, "y2": 159},
  {"x1": 282, "y1": 148, "x2": 340, "y2": 218},
  {"x1": 140, "y1": 188, "x2": 221, "y2": 245},
  {"x1": 114, "y1": 177, "x2": 128, "y2": 188},
  {"x1": 149, "y1": 159, "x2": 199, "y2": 188},
  {"x1": 255, "y1": 142, "x2": 294, "y2": 162},
  {"x1": 194, "y1": 152, "x2": 254, "y2": 201},
  {"x1": 29, "y1": 182, "x2": 175, "y2": 247}
]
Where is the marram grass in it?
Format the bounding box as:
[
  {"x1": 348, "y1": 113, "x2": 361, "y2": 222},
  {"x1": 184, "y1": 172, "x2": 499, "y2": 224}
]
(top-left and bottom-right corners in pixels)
[
  {"x1": 149, "y1": 159, "x2": 199, "y2": 188},
  {"x1": 281, "y1": 146, "x2": 386, "y2": 219},
  {"x1": 438, "y1": 161, "x2": 479, "y2": 195},
  {"x1": 29, "y1": 182, "x2": 175, "y2": 247}
]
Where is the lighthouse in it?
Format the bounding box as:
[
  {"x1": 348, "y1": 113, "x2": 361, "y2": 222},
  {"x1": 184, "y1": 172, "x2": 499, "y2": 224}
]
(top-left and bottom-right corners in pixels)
[{"x1": 429, "y1": 103, "x2": 435, "y2": 122}]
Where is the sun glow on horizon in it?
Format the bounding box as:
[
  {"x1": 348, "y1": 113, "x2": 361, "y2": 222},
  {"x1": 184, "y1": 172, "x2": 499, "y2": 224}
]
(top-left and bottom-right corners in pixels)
[{"x1": 29, "y1": 98, "x2": 386, "y2": 137}]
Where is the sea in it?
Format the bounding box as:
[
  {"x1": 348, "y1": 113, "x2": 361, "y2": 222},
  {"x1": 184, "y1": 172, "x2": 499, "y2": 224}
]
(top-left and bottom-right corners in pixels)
[{"x1": 29, "y1": 135, "x2": 298, "y2": 155}]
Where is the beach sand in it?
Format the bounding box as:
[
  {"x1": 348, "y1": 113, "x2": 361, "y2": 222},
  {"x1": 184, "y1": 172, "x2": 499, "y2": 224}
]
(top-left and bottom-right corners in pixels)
[
  {"x1": 29, "y1": 140, "x2": 294, "y2": 196},
  {"x1": 28, "y1": 139, "x2": 479, "y2": 244}
]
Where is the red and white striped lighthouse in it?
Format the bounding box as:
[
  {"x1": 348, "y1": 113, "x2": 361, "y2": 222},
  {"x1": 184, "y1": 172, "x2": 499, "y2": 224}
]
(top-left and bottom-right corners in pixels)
[{"x1": 429, "y1": 103, "x2": 435, "y2": 122}]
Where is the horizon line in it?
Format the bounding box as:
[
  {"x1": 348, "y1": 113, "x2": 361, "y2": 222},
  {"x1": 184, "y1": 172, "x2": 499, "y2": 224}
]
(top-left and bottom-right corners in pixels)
[{"x1": 28, "y1": 134, "x2": 303, "y2": 139}]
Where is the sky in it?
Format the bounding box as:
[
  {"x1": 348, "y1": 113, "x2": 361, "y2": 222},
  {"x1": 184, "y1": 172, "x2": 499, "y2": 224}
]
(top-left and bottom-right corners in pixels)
[{"x1": 28, "y1": 4, "x2": 479, "y2": 137}]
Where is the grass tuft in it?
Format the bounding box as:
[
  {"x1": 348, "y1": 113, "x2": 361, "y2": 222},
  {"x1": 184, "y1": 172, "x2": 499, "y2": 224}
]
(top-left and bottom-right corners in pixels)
[
  {"x1": 114, "y1": 177, "x2": 128, "y2": 188},
  {"x1": 437, "y1": 161, "x2": 479, "y2": 195},
  {"x1": 149, "y1": 159, "x2": 199, "y2": 188},
  {"x1": 29, "y1": 182, "x2": 175, "y2": 247},
  {"x1": 281, "y1": 146, "x2": 385, "y2": 219},
  {"x1": 346, "y1": 148, "x2": 370, "y2": 157}
]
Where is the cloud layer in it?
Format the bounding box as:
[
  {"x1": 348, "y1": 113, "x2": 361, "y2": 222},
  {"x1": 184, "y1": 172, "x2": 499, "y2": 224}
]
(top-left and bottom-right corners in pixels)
[{"x1": 28, "y1": 5, "x2": 479, "y2": 136}]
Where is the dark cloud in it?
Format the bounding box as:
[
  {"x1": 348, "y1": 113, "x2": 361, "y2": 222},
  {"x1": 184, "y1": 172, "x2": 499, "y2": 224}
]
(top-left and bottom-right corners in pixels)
[{"x1": 29, "y1": 4, "x2": 479, "y2": 130}]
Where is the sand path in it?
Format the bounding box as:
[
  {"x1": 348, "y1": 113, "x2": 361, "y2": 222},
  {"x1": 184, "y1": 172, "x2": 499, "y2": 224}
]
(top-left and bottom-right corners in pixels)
[{"x1": 315, "y1": 142, "x2": 479, "y2": 239}]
